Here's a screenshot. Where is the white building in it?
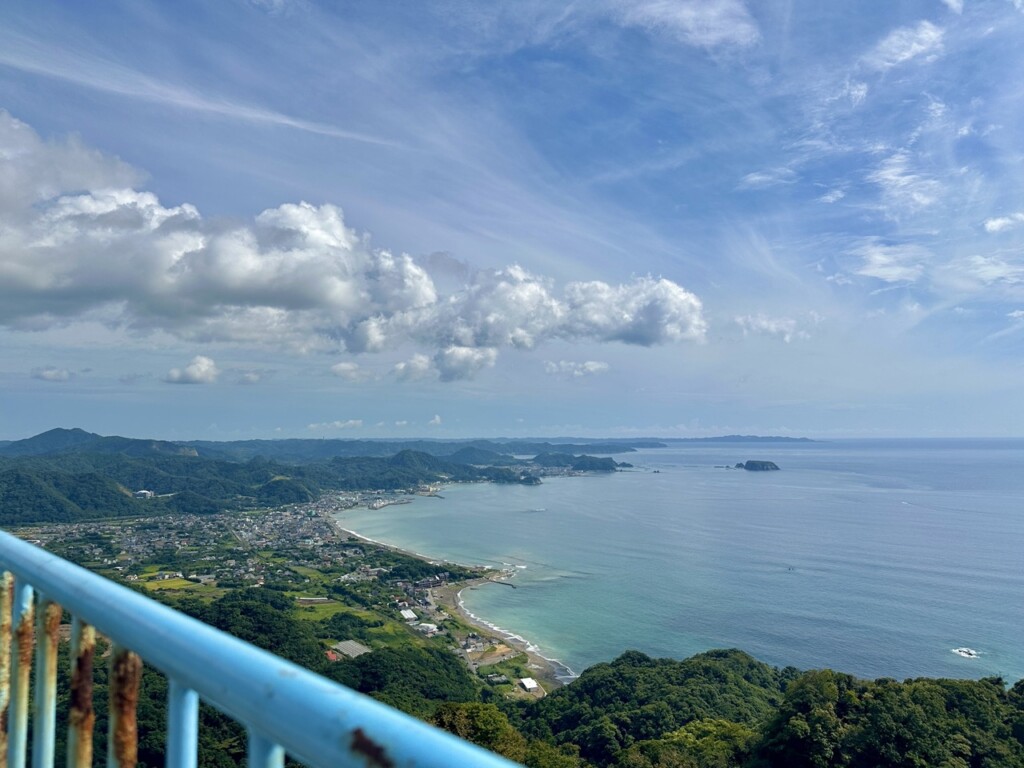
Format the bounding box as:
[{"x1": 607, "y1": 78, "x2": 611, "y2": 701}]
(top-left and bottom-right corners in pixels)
[{"x1": 519, "y1": 677, "x2": 539, "y2": 692}]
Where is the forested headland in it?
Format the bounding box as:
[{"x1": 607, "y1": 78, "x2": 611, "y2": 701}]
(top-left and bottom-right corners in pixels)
[{"x1": 0, "y1": 428, "x2": 638, "y2": 524}]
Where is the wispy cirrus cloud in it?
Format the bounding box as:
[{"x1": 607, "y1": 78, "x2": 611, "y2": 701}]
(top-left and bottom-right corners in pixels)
[
  {"x1": 852, "y1": 241, "x2": 931, "y2": 283},
  {"x1": 863, "y1": 21, "x2": 944, "y2": 71},
  {"x1": 608, "y1": 0, "x2": 760, "y2": 48},
  {"x1": 735, "y1": 315, "x2": 809, "y2": 343},
  {"x1": 738, "y1": 167, "x2": 798, "y2": 190},
  {"x1": 0, "y1": 32, "x2": 394, "y2": 146},
  {"x1": 307, "y1": 419, "x2": 362, "y2": 430},
  {"x1": 944, "y1": 254, "x2": 1024, "y2": 287},
  {"x1": 867, "y1": 151, "x2": 942, "y2": 215},
  {"x1": 984, "y1": 212, "x2": 1024, "y2": 233},
  {"x1": 234, "y1": 369, "x2": 272, "y2": 385},
  {"x1": 818, "y1": 188, "x2": 846, "y2": 204}
]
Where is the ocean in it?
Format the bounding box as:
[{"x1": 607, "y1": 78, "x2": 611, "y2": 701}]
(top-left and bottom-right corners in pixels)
[{"x1": 334, "y1": 439, "x2": 1024, "y2": 683}]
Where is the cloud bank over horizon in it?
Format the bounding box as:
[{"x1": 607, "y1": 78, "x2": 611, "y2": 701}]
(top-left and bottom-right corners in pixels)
[{"x1": 0, "y1": 112, "x2": 705, "y2": 382}]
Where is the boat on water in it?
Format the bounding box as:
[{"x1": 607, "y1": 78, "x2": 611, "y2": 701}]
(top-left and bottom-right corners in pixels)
[{"x1": 952, "y1": 647, "x2": 979, "y2": 658}]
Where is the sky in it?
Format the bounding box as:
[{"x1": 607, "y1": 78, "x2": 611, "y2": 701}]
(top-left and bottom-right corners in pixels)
[{"x1": 2, "y1": 0, "x2": 1024, "y2": 440}]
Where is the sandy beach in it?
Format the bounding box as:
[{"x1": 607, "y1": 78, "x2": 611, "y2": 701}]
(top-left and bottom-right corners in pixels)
[
  {"x1": 329, "y1": 516, "x2": 568, "y2": 691},
  {"x1": 433, "y1": 578, "x2": 568, "y2": 691}
]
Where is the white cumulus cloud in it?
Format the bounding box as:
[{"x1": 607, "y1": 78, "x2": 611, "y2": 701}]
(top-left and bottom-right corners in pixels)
[
  {"x1": 393, "y1": 354, "x2": 434, "y2": 382},
  {"x1": 164, "y1": 355, "x2": 219, "y2": 384},
  {"x1": 31, "y1": 366, "x2": 72, "y2": 382},
  {"x1": 0, "y1": 112, "x2": 707, "y2": 382},
  {"x1": 544, "y1": 360, "x2": 611, "y2": 378},
  {"x1": 427, "y1": 414, "x2": 442, "y2": 426},
  {"x1": 434, "y1": 346, "x2": 498, "y2": 382}
]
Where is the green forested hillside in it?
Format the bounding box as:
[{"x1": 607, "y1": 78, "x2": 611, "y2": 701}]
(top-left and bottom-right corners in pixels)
[
  {"x1": 510, "y1": 650, "x2": 796, "y2": 765},
  {"x1": 0, "y1": 428, "x2": 652, "y2": 523},
  {"x1": 0, "y1": 446, "x2": 543, "y2": 524},
  {"x1": 53, "y1": 582, "x2": 1024, "y2": 768},
  {"x1": 0, "y1": 467, "x2": 140, "y2": 523},
  {"x1": 0, "y1": 429, "x2": 659, "y2": 463}
]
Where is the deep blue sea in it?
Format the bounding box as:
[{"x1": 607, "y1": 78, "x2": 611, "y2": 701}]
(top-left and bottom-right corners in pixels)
[{"x1": 335, "y1": 440, "x2": 1024, "y2": 683}]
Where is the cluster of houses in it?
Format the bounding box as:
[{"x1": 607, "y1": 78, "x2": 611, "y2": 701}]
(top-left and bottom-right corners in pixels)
[
  {"x1": 25, "y1": 502, "x2": 550, "y2": 697},
  {"x1": 27, "y1": 505, "x2": 365, "y2": 589}
]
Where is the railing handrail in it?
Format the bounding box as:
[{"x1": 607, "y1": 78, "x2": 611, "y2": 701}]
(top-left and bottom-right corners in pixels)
[{"x1": 0, "y1": 529, "x2": 521, "y2": 768}]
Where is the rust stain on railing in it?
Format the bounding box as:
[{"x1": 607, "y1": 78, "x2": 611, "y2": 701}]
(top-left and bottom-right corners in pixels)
[
  {"x1": 32, "y1": 598, "x2": 63, "y2": 767},
  {"x1": 0, "y1": 532, "x2": 522, "y2": 768},
  {"x1": 0, "y1": 571, "x2": 11, "y2": 764},
  {"x1": 69, "y1": 621, "x2": 96, "y2": 768},
  {"x1": 12, "y1": 588, "x2": 33, "y2": 766},
  {"x1": 351, "y1": 727, "x2": 396, "y2": 768},
  {"x1": 110, "y1": 646, "x2": 142, "y2": 768},
  {"x1": 41, "y1": 600, "x2": 61, "y2": 689}
]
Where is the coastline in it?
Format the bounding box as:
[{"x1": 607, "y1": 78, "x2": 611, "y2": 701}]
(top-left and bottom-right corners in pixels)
[
  {"x1": 328, "y1": 512, "x2": 574, "y2": 690},
  {"x1": 436, "y1": 577, "x2": 577, "y2": 689}
]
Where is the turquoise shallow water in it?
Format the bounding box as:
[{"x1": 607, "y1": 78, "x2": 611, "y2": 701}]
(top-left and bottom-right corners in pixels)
[{"x1": 334, "y1": 440, "x2": 1024, "y2": 683}]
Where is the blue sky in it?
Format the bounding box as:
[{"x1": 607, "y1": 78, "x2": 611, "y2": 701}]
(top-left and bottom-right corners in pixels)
[{"x1": 2, "y1": 0, "x2": 1023, "y2": 440}]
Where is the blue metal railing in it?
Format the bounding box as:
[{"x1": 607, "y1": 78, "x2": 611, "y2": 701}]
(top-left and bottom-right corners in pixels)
[{"x1": 0, "y1": 529, "x2": 522, "y2": 768}]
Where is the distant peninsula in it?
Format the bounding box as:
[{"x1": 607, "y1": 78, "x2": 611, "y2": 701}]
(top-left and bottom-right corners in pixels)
[
  {"x1": 666, "y1": 435, "x2": 813, "y2": 443},
  {"x1": 0, "y1": 428, "x2": 636, "y2": 525}
]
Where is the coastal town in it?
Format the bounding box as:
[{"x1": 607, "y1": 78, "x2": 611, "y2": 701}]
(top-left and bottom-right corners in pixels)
[{"x1": 17, "y1": 494, "x2": 561, "y2": 696}]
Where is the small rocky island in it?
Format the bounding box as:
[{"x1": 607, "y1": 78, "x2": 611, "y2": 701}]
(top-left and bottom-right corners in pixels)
[{"x1": 735, "y1": 460, "x2": 780, "y2": 471}]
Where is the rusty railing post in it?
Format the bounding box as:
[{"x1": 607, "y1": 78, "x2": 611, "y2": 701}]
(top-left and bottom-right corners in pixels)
[
  {"x1": 67, "y1": 618, "x2": 95, "y2": 768},
  {"x1": 0, "y1": 571, "x2": 12, "y2": 766},
  {"x1": 8, "y1": 579, "x2": 34, "y2": 768},
  {"x1": 0, "y1": 531, "x2": 522, "y2": 768},
  {"x1": 108, "y1": 645, "x2": 141, "y2": 768},
  {"x1": 31, "y1": 598, "x2": 61, "y2": 768}
]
